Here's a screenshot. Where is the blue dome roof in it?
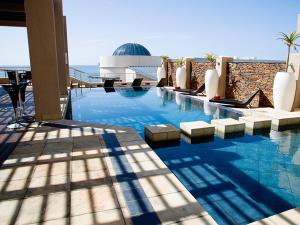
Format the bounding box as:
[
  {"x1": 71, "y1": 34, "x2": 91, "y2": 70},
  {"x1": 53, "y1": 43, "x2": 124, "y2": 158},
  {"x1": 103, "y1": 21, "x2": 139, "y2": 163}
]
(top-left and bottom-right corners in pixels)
[{"x1": 113, "y1": 43, "x2": 151, "y2": 56}]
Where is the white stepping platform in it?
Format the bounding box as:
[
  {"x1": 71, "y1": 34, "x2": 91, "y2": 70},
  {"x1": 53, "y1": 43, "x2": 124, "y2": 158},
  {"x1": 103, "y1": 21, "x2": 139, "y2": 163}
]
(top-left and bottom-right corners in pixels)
[
  {"x1": 239, "y1": 116, "x2": 272, "y2": 134},
  {"x1": 251, "y1": 109, "x2": 300, "y2": 131},
  {"x1": 211, "y1": 118, "x2": 245, "y2": 138},
  {"x1": 248, "y1": 207, "x2": 300, "y2": 225},
  {"x1": 180, "y1": 121, "x2": 215, "y2": 138},
  {"x1": 271, "y1": 115, "x2": 300, "y2": 131},
  {"x1": 144, "y1": 124, "x2": 180, "y2": 142}
]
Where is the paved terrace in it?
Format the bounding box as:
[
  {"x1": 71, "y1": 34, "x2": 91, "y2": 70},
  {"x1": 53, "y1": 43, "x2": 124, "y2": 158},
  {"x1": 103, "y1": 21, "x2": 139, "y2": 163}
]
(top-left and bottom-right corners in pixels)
[
  {"x1": 0, "y1": 88, "x2": 217, "y2": 225},
  {"x1": 0, "y1": 87, "x2": 34, "y2": 165}
]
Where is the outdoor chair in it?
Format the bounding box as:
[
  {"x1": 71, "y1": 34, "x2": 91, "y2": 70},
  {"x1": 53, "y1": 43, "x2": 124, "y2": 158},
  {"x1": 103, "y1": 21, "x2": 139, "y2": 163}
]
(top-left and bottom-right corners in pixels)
[
  {"x1": 156, "y1": 78, "x2": 167, "y2": 87},
  {"x1": 7, "y1": 71, "x2": 17, "y2": 83},
  {"x1": 132, "y1": 86, "x2": 143, "y2": 91},
  {"x1": 104, "y1": 87, "x2": 115, "y2": 93},
  {"x1": 103, "y1": 79, "x2": 115, "y2": 88},
  {"x1": 131, "y1": 78, "x2": 143, "y2": 87},
  {"x1": 19, "y1": 71, "x2": 32, "y2": 84},
  {"x1": 209, "y1": 89, "x2": 261, "y2": 108},
  {"x1": 174, "y1": 83, "x2": 205, "y2": 96}
]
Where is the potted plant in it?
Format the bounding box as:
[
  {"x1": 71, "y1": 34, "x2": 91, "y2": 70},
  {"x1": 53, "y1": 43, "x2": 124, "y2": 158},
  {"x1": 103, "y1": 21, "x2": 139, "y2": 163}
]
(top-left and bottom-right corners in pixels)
[
  {"x1": 273, "y1": 31, "x2": 300, "y2": 111},
  {"x1": 175, "y1": 58, "x2": 186, "y2": 89},
  {"x1": 157, "y1": 55, "x2": 168, "y2": 81},
  {"x1": 204, "y1": 52, "x2": 219, "y2": 99}
]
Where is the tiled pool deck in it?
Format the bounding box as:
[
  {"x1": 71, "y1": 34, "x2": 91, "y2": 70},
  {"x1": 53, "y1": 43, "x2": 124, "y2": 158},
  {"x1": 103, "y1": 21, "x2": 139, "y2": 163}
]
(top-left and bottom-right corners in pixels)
[{"x1": 0, "y1": 119, "x2": 218, "y2": 225}]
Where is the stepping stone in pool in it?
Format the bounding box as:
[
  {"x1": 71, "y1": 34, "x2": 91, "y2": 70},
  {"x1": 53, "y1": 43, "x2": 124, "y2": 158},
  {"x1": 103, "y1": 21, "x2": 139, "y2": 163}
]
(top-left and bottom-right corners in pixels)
[
  {"x1": 144, "y1": 124, "x2": 180, "y2": 142},
  {"x1": 211, "y1": 118, "x2": 245, "y2": 139},
  {"x1": 271, "y1": 114, "x2": 300, "y2": 131},
  {"x1": 239, "y1": 116, "x2": 272, "y2": 135},
  {"x1": 180, "y1": 121, "x2": 215, "y2": 139}
]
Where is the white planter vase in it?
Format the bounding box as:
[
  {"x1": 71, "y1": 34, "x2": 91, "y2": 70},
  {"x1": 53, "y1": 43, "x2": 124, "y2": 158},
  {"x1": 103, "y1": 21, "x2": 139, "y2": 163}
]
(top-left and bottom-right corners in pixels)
[
  {"x1": 176, "y1": 67, "x2": 186, "y2": 89},
  {"x1": 205, "y1": 69, "x2": 219, "y2": 99},
  {"x1": 157, "y1": 66, "x2": 166, "y2": 81},
  {"x1": 273, "y1": 72, "x2": 296, "y2": 111}
]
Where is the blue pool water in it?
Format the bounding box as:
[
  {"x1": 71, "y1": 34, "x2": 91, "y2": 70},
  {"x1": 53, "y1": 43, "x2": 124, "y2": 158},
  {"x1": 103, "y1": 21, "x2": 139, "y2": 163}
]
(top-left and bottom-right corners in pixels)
[{"x1": 71, "y1": 87, "x2": 300, "y2": 225}]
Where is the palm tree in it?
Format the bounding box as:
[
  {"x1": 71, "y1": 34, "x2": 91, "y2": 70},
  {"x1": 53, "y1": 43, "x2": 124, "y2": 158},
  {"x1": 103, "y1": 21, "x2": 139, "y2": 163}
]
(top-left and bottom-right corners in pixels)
[
  {"x1": 176, "y1": 58, "x2": 185, "y2": 67},
  {"x1": 160, "y1": 55, "x2": 169, "y2": 64},
  {"x1": 205, "y1": 52, "x2": 216, "y2": 69},
  {"x1": 278, "y1": 31, "x2": 300, "y2": 72}
]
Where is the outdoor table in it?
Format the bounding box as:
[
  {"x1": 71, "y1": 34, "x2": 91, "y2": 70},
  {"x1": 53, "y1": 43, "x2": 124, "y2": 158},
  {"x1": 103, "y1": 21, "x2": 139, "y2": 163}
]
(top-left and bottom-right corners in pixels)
[{"x1": 1, "y1": 68, "x2": 31, "y2": 128}]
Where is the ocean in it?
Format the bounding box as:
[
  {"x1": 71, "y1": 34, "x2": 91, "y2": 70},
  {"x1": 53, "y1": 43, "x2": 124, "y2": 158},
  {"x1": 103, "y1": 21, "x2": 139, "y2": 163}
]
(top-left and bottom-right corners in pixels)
[
  {"x1": 0, "y1": 65, "x2": 157, "y2": 82},
  {"x1": 0, "y1": 65, "x2": 100, "y2": 80}
]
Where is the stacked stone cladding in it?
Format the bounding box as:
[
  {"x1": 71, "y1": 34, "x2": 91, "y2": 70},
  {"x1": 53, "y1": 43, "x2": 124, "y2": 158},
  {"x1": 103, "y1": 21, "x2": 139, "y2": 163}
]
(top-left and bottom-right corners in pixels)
[
  {"x1": 168, "y1": 59, "x2": 285, "y2": 108},
  {"x1": 226, "y1": 61, "x2": 285, "y2": 107},
  {"x1": 191, "y1": 61, "x2": 214, "y2": 89}
]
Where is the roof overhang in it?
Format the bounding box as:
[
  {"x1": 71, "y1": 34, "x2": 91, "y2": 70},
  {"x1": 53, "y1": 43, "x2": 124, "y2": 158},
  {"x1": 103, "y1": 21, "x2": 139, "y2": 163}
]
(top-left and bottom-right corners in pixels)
[{"x1": 0, "y1": 0, "x2": 26, "y2": 27}]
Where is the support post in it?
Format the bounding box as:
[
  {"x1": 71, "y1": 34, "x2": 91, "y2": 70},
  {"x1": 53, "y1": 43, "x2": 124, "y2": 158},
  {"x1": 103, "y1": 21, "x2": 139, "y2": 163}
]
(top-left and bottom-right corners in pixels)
[
  {"x1": 25, "y1": 0, "x2": 62, "y2": 121},
  {"x1": 216, "y1": 56, "x2": 233, "y2": 97},
  {"x1": 291, "y1": 15, "x2": 300, "y2": 110},
  {"x1": 290, "y1": 54, "x2": 300, "y2": 110},
  {"x1": 54, "y1": 0, "x2": 68, "y2": 95},
  {"x1": 185, "y1": 58, "x2": 193, "y2": 89},
  {"x1": 163, "y1": 59, "x2": 168, "y2": 86}
]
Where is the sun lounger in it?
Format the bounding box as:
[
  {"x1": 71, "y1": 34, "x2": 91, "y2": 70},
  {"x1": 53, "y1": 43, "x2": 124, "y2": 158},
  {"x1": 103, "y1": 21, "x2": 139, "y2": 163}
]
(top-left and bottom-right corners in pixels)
[
  {"x1": 156, "y1": 78, "x2": 167, "y2": 87},
  {"x1": 131, "y1": 78, "x2": 143, "y2": 87},
  {"x1": 174, "y1": 83, "x2": 205, "y2": 96},
  {"x1": 103, "y1": 79, "x2": 114, "y2": 88},
  {"x1": 132, "y1": 86, "x2": 143, "y2": 91},
  {"x1": 209, "y1": 89, "x2": 261, "y2": 108},
  {"x1": 104, "y1": 87, "x2": 115, "y2": 93}
]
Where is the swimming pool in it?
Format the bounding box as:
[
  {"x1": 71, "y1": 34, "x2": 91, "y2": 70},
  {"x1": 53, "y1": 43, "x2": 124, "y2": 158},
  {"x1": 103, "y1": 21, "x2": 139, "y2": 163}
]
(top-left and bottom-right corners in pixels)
[{"x1": 71, "y1": 87, "x2": 300, "y2": 225}]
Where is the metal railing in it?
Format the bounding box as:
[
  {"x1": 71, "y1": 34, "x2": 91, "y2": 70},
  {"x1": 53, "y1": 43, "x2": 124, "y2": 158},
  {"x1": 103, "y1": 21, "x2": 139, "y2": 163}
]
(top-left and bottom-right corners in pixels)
[
  {"x1": 69, "y1": 67, "x2": 100, "y2": 83},
  {"x1": 0, "y1": 66, "x2": 31, "y2": 78},
  {"x1": 69, "y1": 67, "x2": 138, "y2": 84}
]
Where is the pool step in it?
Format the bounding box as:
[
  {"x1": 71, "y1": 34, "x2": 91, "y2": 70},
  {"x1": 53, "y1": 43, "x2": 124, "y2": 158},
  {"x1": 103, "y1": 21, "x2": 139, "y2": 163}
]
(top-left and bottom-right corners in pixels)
[
  {"x1": 271, "y1": 115, "x2": 300, "y2": 131},
  {"x1": 180, "y1": 121, "x2": 215, "y2": 138},
  {"x1": 144, "y1": 124, "x2": 180, "y2": 142},
  {"x1": 248, "y1": 207, "x2": 300, "y2": 225},
  {"x1": 145, "y1": 112, "x2": 300, "y2": 144},
  {"x1": 239, "y1": 116, "x2": 272, "y2": 135},
  {"x1": 211, "y1": 118, "x2": 245, "y2": 139},
  {"x1": 251, "y1": 109, "x2": 300, "y2": 131}
]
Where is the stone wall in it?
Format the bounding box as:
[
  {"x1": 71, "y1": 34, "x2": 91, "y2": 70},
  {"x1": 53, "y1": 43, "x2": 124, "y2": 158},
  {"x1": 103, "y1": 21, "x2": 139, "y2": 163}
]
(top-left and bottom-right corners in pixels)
[
  {"x1": 167, "y1": 58, "x2": 286, "y2": 108},
  {"x1": 226, "y1": 61, "x2": 286, "y2": 107},
  {"x1": 167, "y1": 61, "x2": 178, "y2": 87},
  {"x1": 191, "y1": 60, "x2": 214, "y2": 89},
  {"x1": 167, "y1": 59, "x2": 213, "y2": 88}
]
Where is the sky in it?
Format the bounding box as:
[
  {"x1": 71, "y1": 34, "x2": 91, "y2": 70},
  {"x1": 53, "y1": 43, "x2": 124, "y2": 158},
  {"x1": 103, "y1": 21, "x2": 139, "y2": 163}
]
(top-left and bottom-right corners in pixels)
[{"x1": 0, "y1": 0, "x2": 299, "y2": 65}]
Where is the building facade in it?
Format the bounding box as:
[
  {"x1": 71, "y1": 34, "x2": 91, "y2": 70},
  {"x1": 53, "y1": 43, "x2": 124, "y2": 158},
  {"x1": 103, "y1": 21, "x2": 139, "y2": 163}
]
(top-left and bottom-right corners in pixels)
[{"x1": 99, "y1": 43, "x2": 161, "y2": 82}]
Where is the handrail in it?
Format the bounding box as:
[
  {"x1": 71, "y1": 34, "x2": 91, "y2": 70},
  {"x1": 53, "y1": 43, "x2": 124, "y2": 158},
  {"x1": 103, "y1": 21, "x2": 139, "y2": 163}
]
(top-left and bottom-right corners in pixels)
[{"x1": 0, "y1": 66, "x2": 31, "y2": 78}]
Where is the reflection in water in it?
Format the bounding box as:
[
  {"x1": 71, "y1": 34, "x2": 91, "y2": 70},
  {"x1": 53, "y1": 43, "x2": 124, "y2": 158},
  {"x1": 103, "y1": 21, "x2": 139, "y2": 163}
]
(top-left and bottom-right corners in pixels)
[
  {"x1": 116, "y1": 87, "x2": 150, "y2": 98},
  {"x1": 270, "y1": 130, "x2": 296, "y2": 155},
  {"x1": 292, "y1": 150, "x2": 300, "y2": 165},
  {"x1": 156, "y1": 88, "x2": 167, "y2": 106},
  {"x1": 269, "y1": 130, "x2": 286, "y2": 140},
  {"x1": 156, "y1": 87, "x2": 163, "y2": 98},
  {"x1": 175, "y1": 92, "x2": 182, "y2": 106},
  {"x1": 203, "y1": 100, "x2": 217, "y2": 116},
  {"x1": 174, "y1": 92, "x2": 192, "y2": 112}
]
